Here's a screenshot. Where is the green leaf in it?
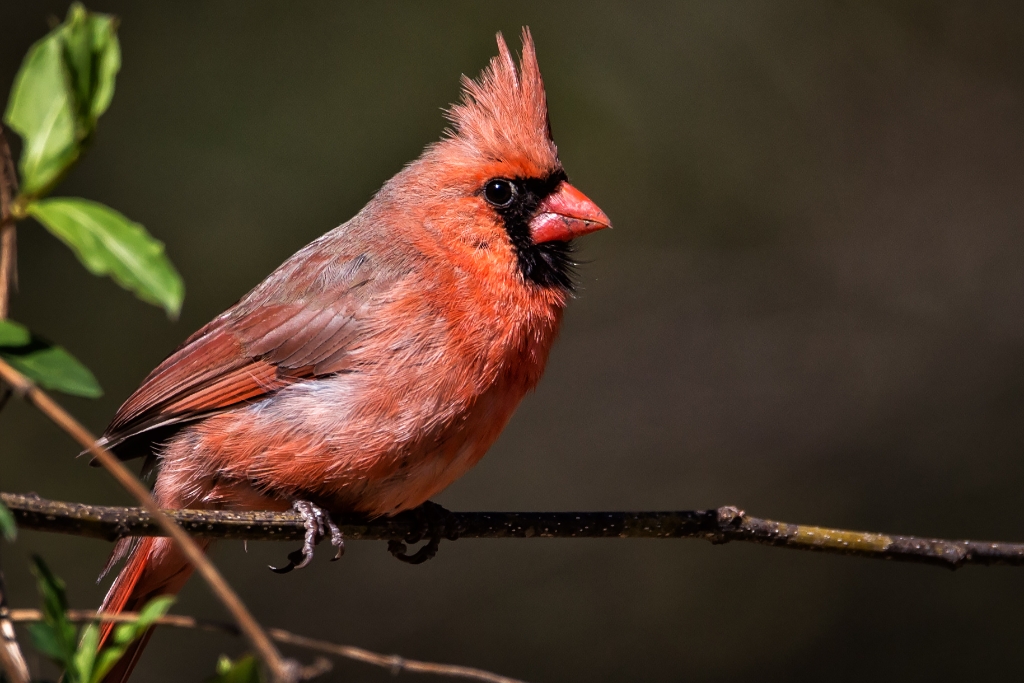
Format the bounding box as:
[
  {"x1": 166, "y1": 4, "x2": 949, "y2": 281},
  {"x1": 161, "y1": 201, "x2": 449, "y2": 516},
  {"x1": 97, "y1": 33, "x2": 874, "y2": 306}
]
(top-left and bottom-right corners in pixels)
[
  {"x1": 28, "y1": 621, "x2": 70, "y2": 662},
  {"x1": 73, "y1": 623, "x2": 100, "y2": 683},
  {"x1": 134, "y1": 594, "x2": 175, "y2": 626},
  {"x1": 3, "y1": 22, "x2": 79, "y2": 195},
  {"x1": 0, "y1": 501, "x2": 15, "y2": 542},
  {"x1": 0, "y1": 319, "x2": 100, "y2": 396},
  {"x1": 28, "y1": 198, "x2": 184, "y2": 318},
  {"x1": 3, "y1": 3, "x2": 121, "y2": 197},
  {"x1": 0, "y1": 320, "x2": 101, "y2": 398},
  {"x1": 90, "y1": 595, "x2": 175, "y2": 683},
  {"x1": 61, "y1": 3, "x2": 121, "y2": 123},
  {"x1": 31, "y1": 556, "x2": 69, "y2": 620},
  {"x1": 89, "y1": 646, "x2": 124, "y2": 683},
  {"x1": 206, "y1": 655, "x2": 263, "y2": 683},
  {"x1": 0, "y1": 320, "x2": 31, "y2": 347},
  {"x1": 110, "y1": 595, "x2": 174, "y2": 646},
  {"x1": 1, "y1": 345, "x2": 102, "y2": 398},
  {"x1": 29, "y1": 557, "x2": 79, "y2": 676}
]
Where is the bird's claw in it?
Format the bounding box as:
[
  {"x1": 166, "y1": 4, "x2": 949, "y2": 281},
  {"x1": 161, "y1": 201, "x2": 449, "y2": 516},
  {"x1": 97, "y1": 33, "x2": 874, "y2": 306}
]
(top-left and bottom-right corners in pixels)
[
  {"x1": 269, "y1": 547, "x2": 308, "y2": 575},
  {"x1": 387, "y1": 500, "x2": 461, "y2": 565},
  {"x1": 269, "y1": 500, "x2": 344, "y2": 574}
]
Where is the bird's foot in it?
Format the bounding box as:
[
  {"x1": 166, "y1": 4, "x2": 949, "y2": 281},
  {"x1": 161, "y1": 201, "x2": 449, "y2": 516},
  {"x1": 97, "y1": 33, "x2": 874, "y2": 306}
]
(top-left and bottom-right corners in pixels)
[
  {"x1": 269, "y1": 500, "x2": 344, "y2": 574},
  {"x1": 387, "y1": 500, "x2": 461, "y2": 565}
]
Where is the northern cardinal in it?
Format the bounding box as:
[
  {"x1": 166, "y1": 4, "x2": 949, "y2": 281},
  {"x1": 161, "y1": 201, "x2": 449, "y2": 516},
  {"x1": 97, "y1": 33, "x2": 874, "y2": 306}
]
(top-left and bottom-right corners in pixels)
[{"x1": 95, "y1": 29, "x2": 609, "y2": 681}]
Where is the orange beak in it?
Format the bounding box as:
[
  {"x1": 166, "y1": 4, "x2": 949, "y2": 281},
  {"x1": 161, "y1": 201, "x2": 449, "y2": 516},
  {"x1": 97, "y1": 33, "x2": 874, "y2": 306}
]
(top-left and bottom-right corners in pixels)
[{"x1": 529, "y1": 182, "x2": 611, "y2": 244}]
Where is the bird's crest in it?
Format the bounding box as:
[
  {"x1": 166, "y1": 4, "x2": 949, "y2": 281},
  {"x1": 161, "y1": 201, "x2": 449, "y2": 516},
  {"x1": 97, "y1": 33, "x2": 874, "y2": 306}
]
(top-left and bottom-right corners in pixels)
[{"x1": 443, "y1": 28, "x2": 559, "y2": 172}]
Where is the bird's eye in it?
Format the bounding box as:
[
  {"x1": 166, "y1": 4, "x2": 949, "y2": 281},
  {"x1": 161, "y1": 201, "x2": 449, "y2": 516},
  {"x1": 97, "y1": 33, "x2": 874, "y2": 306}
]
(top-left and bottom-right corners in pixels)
[{"x1": 483, "y1": 178, "x2": 515, "y2": 208}]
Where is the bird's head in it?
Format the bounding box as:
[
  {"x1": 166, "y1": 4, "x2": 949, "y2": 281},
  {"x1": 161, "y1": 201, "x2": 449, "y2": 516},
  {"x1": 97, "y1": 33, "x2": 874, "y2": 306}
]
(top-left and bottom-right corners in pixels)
[{"x1": 407, "y1": 28, "x2": 610, "y2": 292}]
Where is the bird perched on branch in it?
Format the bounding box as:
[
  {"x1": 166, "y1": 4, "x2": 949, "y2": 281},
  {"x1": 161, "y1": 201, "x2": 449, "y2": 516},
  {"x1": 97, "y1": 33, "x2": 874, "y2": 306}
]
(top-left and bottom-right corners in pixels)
[{"x1": 95, "y1": 28, "x2": 610, "y2": 682}]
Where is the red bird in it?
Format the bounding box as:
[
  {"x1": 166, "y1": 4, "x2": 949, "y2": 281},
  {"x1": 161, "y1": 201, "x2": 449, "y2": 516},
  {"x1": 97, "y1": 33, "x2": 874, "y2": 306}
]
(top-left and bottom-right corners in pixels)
[{"x1": 96, "y1": 29, "x2": 609, "y2": 681}]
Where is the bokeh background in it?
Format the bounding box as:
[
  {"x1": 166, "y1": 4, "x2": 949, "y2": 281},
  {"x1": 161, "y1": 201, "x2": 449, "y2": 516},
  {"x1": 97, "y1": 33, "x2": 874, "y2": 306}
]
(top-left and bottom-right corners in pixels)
[{"x1": 4, "y1": 2, "x2": 1024, "y2": 681}]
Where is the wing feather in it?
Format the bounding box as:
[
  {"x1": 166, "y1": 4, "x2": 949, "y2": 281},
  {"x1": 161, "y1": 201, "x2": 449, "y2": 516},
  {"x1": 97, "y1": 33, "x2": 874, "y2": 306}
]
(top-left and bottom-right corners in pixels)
[{"x1": 100, "y1": 247, "x2": 398, "y2": 458}]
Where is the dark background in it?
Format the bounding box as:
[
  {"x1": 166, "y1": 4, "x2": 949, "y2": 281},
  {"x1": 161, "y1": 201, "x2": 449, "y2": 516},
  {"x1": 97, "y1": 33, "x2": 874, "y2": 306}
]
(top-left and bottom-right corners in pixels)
[{"x1": 4, "y1": 2, "x2": 1024, "y2": 681}]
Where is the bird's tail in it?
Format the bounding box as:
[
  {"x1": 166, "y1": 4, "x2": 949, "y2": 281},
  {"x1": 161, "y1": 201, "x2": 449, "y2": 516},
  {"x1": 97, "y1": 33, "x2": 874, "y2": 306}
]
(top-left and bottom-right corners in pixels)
[{"x1": 97, "y1": 535, "x2": 207, "y2": 683}]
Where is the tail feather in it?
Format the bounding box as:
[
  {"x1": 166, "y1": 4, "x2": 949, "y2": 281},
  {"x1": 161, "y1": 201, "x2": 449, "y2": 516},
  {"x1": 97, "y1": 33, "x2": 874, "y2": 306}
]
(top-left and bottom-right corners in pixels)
[{"x1": 98, "y1": 536, "x2": 206, "y2": 683}]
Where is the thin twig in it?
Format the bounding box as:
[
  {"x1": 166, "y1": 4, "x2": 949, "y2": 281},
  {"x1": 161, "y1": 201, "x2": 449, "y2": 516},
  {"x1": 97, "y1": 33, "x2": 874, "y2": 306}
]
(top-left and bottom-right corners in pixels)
[
  {"x1": 0, "y1": 359, "x2": 298, "y2": 683},
  {"x1": 0, "y1": 123, "x2": 18, "y2": 320},
  {"x1": 6, "y1": 609, "x2": 527, "y2": 683},
  {"x1": 267, "y1": 629, "x2": 524, "y2": 683},
  {"x1": 3, "y1": 492, "x2": 1024, "y2": 570}
]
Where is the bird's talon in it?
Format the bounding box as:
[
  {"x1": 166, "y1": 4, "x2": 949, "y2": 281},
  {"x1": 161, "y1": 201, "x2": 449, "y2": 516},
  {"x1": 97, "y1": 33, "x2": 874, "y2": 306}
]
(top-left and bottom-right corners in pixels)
[
  {"x1": 328, "y1": 518, "x2": 345, "y2": 560},
  {"x1": 387, "y1": 501, "x2": 459, "y2": 565},
  {"x1": 270, "y1": 500, "x2": 345, "y2": 574},
  {"x1": 268, "y1": 548, "x2": 308, "y2": 574},
  {"x1": 387, "y1": 536, "x2": 441, "y2": 565}
]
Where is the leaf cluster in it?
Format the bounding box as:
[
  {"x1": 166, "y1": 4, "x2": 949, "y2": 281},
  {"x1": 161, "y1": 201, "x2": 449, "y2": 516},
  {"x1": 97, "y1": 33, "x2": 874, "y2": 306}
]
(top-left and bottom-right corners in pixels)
[
  {"x1": 1, "y1": 3, "x2": 185, "y2": 397},
  {"x1": 3, "y1": 505, "x2": 260, "y2": 682},
  {"x1": 4, "y1": 3, "x2": 119, "y2": 197},
  {"x1": 27, "y1": 557, "x2": 173, "y2": 683}
]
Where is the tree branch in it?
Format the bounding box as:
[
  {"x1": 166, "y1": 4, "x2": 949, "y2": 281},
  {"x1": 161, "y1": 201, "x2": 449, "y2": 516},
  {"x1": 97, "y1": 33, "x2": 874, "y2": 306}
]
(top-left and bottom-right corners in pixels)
[
  {"x1": 7, "y1": 609, "x2": 526, "y2": 683},
  {"x1": 4, "y1": 492, "x2": 1023, "y2": 570},
  {"x1": 0, "y1": 359, "x2": 298, "y2": 682}
]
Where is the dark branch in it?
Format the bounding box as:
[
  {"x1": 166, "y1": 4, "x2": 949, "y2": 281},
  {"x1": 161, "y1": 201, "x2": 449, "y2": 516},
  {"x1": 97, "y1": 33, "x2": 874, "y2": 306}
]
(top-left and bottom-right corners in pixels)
[{"x1": 4, "y1": 492, "x2": 1024, "y2": 570}]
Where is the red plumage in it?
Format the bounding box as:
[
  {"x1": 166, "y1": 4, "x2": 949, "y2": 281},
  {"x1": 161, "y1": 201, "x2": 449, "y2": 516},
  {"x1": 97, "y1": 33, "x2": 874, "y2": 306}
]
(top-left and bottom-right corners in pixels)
[{"x1": 96, "y1": 28, "x2": 610, "y2": 682}]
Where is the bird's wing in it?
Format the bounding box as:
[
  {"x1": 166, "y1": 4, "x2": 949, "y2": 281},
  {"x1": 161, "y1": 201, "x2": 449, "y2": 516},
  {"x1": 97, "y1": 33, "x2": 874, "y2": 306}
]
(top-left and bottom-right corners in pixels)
[{"x1": 100, "y1": 248, "x2": 400, "y2": 459}]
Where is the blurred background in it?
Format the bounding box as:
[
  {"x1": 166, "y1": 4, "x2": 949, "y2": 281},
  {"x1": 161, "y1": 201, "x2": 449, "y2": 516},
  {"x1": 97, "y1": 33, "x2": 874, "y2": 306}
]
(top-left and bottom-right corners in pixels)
[{"x1": 4, "y1": 1, "x2": 1024, "y2": 681}]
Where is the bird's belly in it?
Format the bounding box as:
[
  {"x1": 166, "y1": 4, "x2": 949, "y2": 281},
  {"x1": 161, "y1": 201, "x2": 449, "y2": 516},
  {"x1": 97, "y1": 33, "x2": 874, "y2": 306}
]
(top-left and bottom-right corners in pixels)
[
  {"x1": 171, "y1": 367, "x2": 530, "y2": 517},
  {"x1": 325, "y1": 381, "x2": 523, "y2": 516}
]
